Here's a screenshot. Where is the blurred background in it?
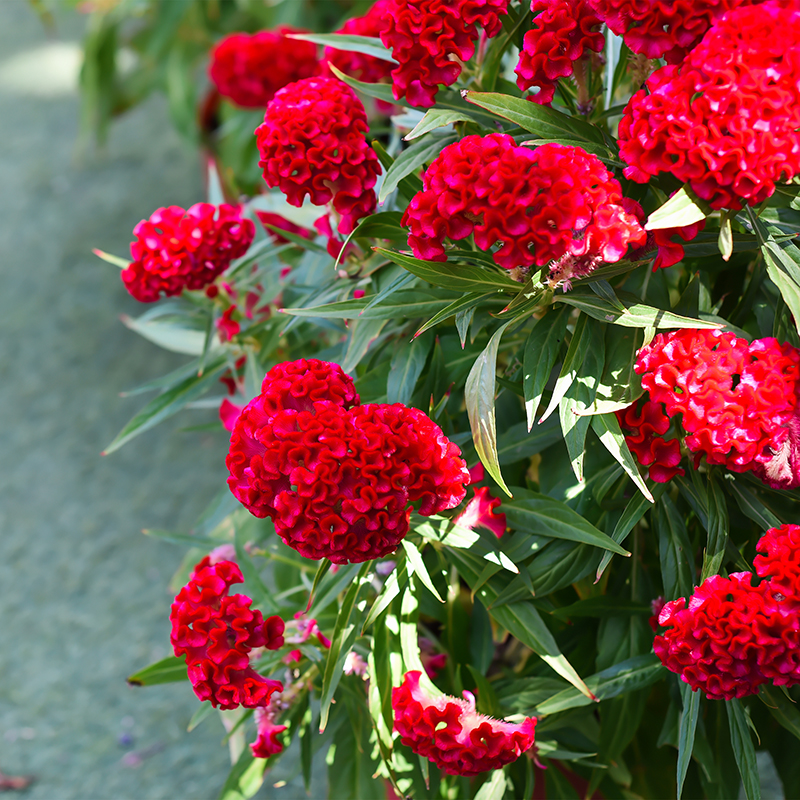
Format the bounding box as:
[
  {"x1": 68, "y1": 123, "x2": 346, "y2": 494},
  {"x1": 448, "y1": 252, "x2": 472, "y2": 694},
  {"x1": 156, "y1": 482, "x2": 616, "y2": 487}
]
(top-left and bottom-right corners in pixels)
[{"x1": 0, "y1": 2, "x2": 308, "y2": 796}]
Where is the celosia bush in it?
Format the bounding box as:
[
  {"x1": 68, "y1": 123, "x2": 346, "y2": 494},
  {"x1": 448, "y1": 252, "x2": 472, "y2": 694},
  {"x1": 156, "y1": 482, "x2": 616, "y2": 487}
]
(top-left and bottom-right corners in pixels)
[{"x1": 90, "y1": 0, "x2": 800, "y2": 797}]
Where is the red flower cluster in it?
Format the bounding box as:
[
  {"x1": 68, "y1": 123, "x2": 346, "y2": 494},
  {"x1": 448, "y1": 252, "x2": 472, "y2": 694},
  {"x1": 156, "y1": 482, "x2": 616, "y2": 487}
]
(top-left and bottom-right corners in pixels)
[
  {"x1": 392, "y1": 671, "x2": 537, "y2": 776},
  {"x1": 403, "y1": 135, "x2": 645, "y2": 276},
  {"x1": 650, "y1": 221, "x2": 707, "y2": 271},
  {"x1": 170, "y1": 557, "x2": 284, "y2": 710},
  {"x1": 226, "y1": 360, "x2": 469, "y2": 563},
  {"x1": 122, "y1": 204, "x2": 255, "y2": 302},
  {"x1": 209, "y1": 28, "x2": 318, "y2": 108},
  {"x1": 255, "y1": 76, "x2": 381, "y2": 237},
  {"x1": 616, "y1": 399, "x2": 684, "y2": 483},
  {"x1": 586, "y1": 0, "x2": 751, "y2": 64},
  {"x1": 655, "y1": 524, "x2": 800, "y2": 699},
  {"x1": 379, "y1": 0, "x2": 509, "y2": 107},
  {"x1": 324, "y1": 1, "x2": 394, "y2": 112},
  {"x1": 618, "y1": 1, "x2": 800, "y2": 210},
  {"x1": 635, "y1": 329, "x2": 800, "y2": 488},
  {"x1": 515, "y1": 0, "x2": 604, "y2": 105}
]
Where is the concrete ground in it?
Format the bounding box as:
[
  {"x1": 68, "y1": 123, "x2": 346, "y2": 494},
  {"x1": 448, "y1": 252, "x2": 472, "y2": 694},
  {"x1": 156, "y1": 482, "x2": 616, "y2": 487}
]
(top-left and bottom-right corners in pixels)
[{"x1": 0, "y1": 3, "x2": 308, "y2": 798}]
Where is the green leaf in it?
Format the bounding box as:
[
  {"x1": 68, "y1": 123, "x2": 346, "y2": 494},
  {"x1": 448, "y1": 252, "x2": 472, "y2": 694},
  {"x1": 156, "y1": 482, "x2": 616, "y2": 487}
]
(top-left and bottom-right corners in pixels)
[
  {"x1": 187, "y1": 702, "x2": 214, "y2": 732},
  {"x1": 342, "y1": 318, "x2": 389, "y2": 374},
  {"x1": 93, "y1": 247, "x2": 130, "y2": 268},
  {"x1": 677, "y1": 683, "x2": 701, "y2": 800},
  {"x1": 700, "y1": 473, "x2": 729, "y2": 581},
  {"x1": 591, "y1": 413, "x2": 654, "y2": 502},
  {"x1": 319, "y1": 562, "x2": 371, "y2": 732},
  {"x1": 463, "y1": 90, "x2": 604, "y2": 143},
  {"x1": 218, "y1": 748, "x2": 267, "y2": 800},
  {"x1": 348, "y1": 211, "x2": 407, "y2": 241},
  {"x1": 554, "y1": 290, "x2": 720, "y2": 330},
  {"x1": 646, "y1": 186, "x2": 711, "y2": 230},
  {"x1": 387, "y1": 332, "x2": 432, "y2": 404},
  {"x1": 282, "y1": 290, "x2": 456, "y2": 320},
  {"x1": 307, "y1": 559, "x2": 333, "y2": 611},
  {"x1": 375, "y1": 247, "x2": 520, "y2": 291},
  {"x1": 401, "y1": 540, "x2": 444, "y2": 602},
  {"x1": 727, "y1": 478, "x2": 782, "y2": 529},
  {"x1": 655, "y1": 494, "x2": 695, "y2": 601},
  {"x1": 287, "y1": 32, "x2": 395, "y2": 62},
  {"x1": 120, "y1": 310, "x2": 210, "y2": 355},
  {"x1": 142, "y1": 528, "x2": 219, "y2": 547},
  {"x1": 404, "y1": 109, "x2": 474, "y2": 140},
  {"x1": 495, "y1": 417, "x2": 562, "y2": 465},
  {"x1": 540, "y1": 313, "x2": 589, "y2": 423},
  {"x1": 523, "y1": 306, "x2": 569, "y2": 428},
  {"x1": 362, "y1": 561, "x2": 410, "y2": 633},
  {"x1": 503, "y1": 489, "x2": 630, "y2": 555},
  {"x1": 103, "y1": 358, "x2": 227, "y2": 454},
  {"x1": 759, "y1": 685, "x2": 800, "y2": 742},
  {"x1": 127, "y1": 656, "x2": 187, "y2": 686},
  {"x1": 584, "y1": 326, "x2": 643, "y2": 415},
  {"x1": 551, "y1": 596, "x2": 650, "y2": 619},
  {"x1": 329, "y1": 63, "x2": 396, "y2": 104},
  {"x1": 466, "y1": 322, "x2": 514, "y2": 497},
  {"x1": 379, "y1": 135, "x2": 455, "y2": 203},
  {"x1": 414, "y1": 292, "x2": 495, "y2": 339},
  {"x1": 719, "y1": 209, "x2": 734, "y2": 261},
  {"x1": 726, "y1": 698, "x2": 761, "y2": 800},
  {"x1": 535, "y1": 654, "x2": 662, "y2": 715},
  {"x1": 474, "y1": 770, "x2": 507, "y2": 800}
]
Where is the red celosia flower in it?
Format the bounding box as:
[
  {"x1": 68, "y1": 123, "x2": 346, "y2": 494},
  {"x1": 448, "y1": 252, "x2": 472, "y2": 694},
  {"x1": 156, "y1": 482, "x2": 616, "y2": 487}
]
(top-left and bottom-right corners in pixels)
[
  {"x1": 250, "y1": 703, "x2": 288, "y2": 759},
  {"x1": 618, "y1": 1, "x2": 800, "y2": 210},
  {"x1": 209, "y1": 28, "x2": 318, "y2": 109},
  {"x1": 255, "y1": 211, "x2": 314, "y2": 245},
  {"x1": 226, "y1": 360, "x2": 469, "y2": 563},
  {"x1": 403, "y1": 135, "x2": 645, "y2": 277},
  {"x1": 380, "y1": 0, "x2": 509, "y2": 107},
  {"x1": 650, "y1": 221, "x2": 707, "y2": 271},
  {"x1": 324, "y1": 0, "x2": 395, "y2": 112},
  {"x1": 586, "y1": 0, "x2": 753, "y2": 64},
  {"x1": 392, "y1": 671, "x2": 536, "y2": 775},
  {"x1": 255, "y1": 76, "x2": 381, "y2": 238},
  {"x1": 170, "y1": 558, "x2": 284, "y2": 709},
  {"x1": 454, "y1": 486, "x2": 507, "y2": 537},
  {"x1": 121, "y1": 204, "x2": 254, "y2": 303},
  {"x1": 220, "y1": 398, "x2": 244, "y2": 433},
  {"x1": 616, "y1": 398, "x2": 684, "y2": 483},
  {"x1": 649, "y1": 596, "x2": 666, "y2": 632},
  {"x1": 754, "y1": 523, "x2": 800, "y2": 603},
  {"x1": 216, "y1": 305, "x2": 240, "y2": 343},
  {"x1": 515, "y1": 0, "x2": 604, "y2": 106},
  {"x1": 635, "y1": 329, "x2": 800, "y2": 488}
]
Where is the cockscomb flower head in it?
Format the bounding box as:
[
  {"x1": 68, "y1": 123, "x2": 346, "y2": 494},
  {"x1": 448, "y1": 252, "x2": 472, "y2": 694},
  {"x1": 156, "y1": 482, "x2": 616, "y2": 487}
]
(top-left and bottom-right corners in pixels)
[
  {"x1": 250, "y1": 702, "x2": 288, "y2": 759},
  {"x1": 392, "y1": 671, "x2": 536, "y2": 775},
  {"x1": 655, "y1": 524, "x2": 800, "y2": 699},
  {"x1": 515, "y1": 0, "x2": 604, "y2": 106},
  {"x1": 255, "y1": 76, "x2": 381, "y2": 236},
  {"x1": 616, "y1": 398, "x2": 685, "y2": 483},
  {"x1": 635, "y1": 329, "x2": 800, "y2": 488},
  {"x1": 586, "y1": 0, "x2": 753, "y2": 64},
  {"x1": 209, "y1": 28, "x2": 319, "y2": 108},
  {"x1": 226, "y1": 360, "x2": 469, "y2": 563},
  {"x1": 121, "y1": 204, "x2": 255, "y2": 302},
  {"x1": 380, "y1": 0, "x2": 509, "y2": 107},
  {"x1": 170, "y1": 558, "x2": 284, "y2": 709},
  {"x1": 324, "y1": 1, "x2": 394, "y2": 112},
  {"x1": 618, "y1": 0, "x2": 800, "y2": 210},
  {"x1": 403, "y1": 135, "x2": 645, "y2": 276}
]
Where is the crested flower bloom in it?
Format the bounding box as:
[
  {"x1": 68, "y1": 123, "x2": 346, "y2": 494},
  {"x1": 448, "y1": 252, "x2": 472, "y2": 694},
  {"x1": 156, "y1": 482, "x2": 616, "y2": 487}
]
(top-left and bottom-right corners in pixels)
[
  {"x1": 392, "y1": 671, "x2": 537, "y2": 775},
  {"x1": 586, "y1": 0, "x2": 752, "y2": 64},
  {"x1": 250, "y1": 702, "x2": 288, "y2": 759},
  {"x1": 618, "y1": 1, "x2": 800, "y2": 210},
  {"x1": 655, "y1": 524, "x2": 800, "y2": 699},
  {"x1": 255, "y1": 76, "x2": 381, "y2": 237},
  {"x1": 121, "y1": 204, "x2": 255, "y2": 302},
  {"x1": 515, "y1": 0, "x2": 605, "y2": 105},
  {"x1": 454, "y1": 486, "x2": 507, "y2": 538},
  {"x1": 226, "y1": 359, "x2": 469, "y2": 563},
  {"x1": 380, "y1": 0, "x2": 509, "y2": 107},
  {"x1": 635, "y1": 329, "x2": 800, "y2": 488},
  {"x1": 209, "y1": 28, "x2": 319, "y2": 108},
  {"x1": 170, "y1": 558, "x2": 285, "y2": 710},
  {"x1": 324, "y1": 0, "x2": 394, "y2": 112},
  {"x1": 615, "y1": 398, "x2": 684, "y2": 483},
  {"x1": 403, "y1": 135, "x2": 645, "y2": 278},
  {"x1": 650, "y1": 220, "x2": 707, "y2": 271}
]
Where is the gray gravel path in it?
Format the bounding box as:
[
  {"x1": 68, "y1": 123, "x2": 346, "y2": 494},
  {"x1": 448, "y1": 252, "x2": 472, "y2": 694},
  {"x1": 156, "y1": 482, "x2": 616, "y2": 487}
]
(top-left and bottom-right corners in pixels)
[{"x1": 0, "y1": 4, "x2": 296, "y2": 798}]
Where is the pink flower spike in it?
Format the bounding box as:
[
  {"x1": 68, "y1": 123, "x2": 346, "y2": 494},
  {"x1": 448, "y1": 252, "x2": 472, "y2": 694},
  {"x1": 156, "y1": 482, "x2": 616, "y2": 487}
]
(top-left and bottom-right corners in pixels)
[
  {"x1": 392, "y1": 671, "x2": 536, "y2": 776},
  {"x1": 454, "y1": 486, "x2": 507, "y2": 538},
  {"x1": 250, "y1": 704, "x2": 288, "y2": 759}
]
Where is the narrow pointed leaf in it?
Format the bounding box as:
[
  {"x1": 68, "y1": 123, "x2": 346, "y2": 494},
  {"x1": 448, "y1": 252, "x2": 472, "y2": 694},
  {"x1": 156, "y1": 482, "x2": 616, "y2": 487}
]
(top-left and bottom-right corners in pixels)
[
  {"x1": 378, "y1": 135, "x2": 455, "y2": 203},
  {"x1": 591, "y1": 413, "x2": 653, "y2": 502},
  {"x1": 523, "y1": 306, "x2": 569, "y2": 428},
  {"x1": 288, "y1": 32, "x2": 396, "y2": 62},
  {"x1": 646, "y1": 186, "x2": 711, "y2": 230},
  {"x1": 127, "y1": 656, "x2": 187, "y2": 686},
  {"x1": 677, "y1": 683, "x2": 701, "y2": 799},
  {"x1": 405, "y1": 109, "x2": 473, "y2": 140},
  {"x1": 726, "y1": 698, "x2": 761, "y2": 800}
]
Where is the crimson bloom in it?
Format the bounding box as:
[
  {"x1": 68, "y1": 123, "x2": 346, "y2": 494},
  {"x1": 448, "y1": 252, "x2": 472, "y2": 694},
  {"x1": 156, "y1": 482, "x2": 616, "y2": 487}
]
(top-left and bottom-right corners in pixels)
[
  {"x1": 170, "y1": 558, "x2": 284, "y2": 710},
  {"x1": 403, "y1": 135, "x2": 645, "y2": 279},
  {"x1": 121, "y1": 204, "x2": 255, "y2": 302},
  {"x1": 515, "y1": 0, "x2": 604, "y2": 106},
  {"x1": 618, "y1": 0, "x2": 800, "y2": 210},
  {"x1": 250, "y1": 702, "x2": 288, "y2": 759},
  {"x1": 380, "y1": 0, "x2": 509, "y2": 107},
  {"x1": 226, "y1": 360, "x2": 469, "y2": 563},
  {"x1": 255, "y1": 76, "x2": 381, "y2": 237},
  {"x1": 392, "y1": 671, "x2": 536, "y2": 775},
  {"x1": 616, "y1": 398, "x2": 684, "y2": 483},
  {"x1": 635, "y1": 329, "x2": 800, "y2": 488},
  {"x1": 209, "y1": 28, "x2": 318, "y2": 108}
]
